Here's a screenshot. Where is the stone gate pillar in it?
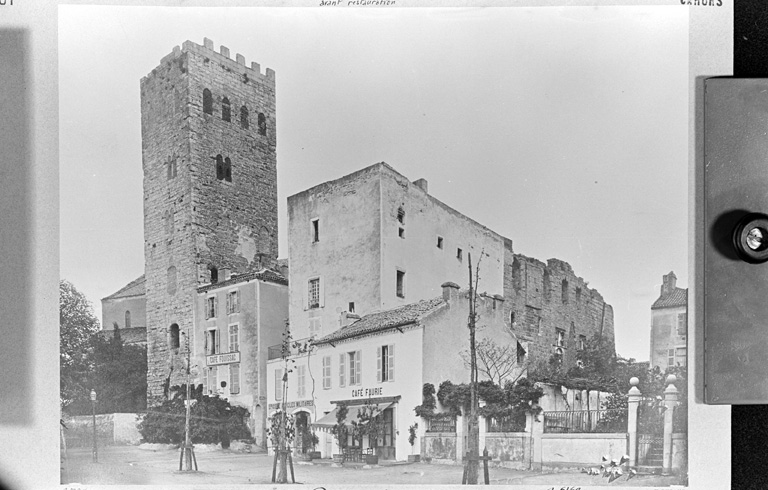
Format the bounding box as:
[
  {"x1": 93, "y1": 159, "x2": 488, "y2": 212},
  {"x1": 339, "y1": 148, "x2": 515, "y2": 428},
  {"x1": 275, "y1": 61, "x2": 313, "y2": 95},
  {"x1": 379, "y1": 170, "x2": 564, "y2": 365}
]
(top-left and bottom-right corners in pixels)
[
  {"x1": 662, "y1": 375, "x2": 680, "y2": 476},
  {"x1": 627, "y1": 377, "x2": 642, "y2": 468}
]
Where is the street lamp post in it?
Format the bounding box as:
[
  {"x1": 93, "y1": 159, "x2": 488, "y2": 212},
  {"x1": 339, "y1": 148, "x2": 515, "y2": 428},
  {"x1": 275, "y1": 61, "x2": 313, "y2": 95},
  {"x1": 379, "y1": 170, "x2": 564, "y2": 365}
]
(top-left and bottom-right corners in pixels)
[
  {"x1": 90, "y1": 389, "x2": 98, "y2": 463},
  {"x1": 180, "y1": 331, "x2": 197, "y2": 471}
]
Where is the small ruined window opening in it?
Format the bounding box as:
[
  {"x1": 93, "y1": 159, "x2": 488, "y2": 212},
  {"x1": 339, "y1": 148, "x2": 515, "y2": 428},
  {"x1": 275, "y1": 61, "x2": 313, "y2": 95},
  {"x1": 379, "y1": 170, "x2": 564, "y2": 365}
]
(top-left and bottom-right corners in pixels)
[
  {"x1": 167, "y1": 266, "x2": 177, "y2": 294},
  {"x1": 258, "y1": 112, "x2": 267, "y2": 136},
  {"x1": 348, "y1": 302, "x2": 355, "y2": 313},
  {"x1": 398, "y1": 227, "x2": 405, "y2": 239},
  {"x1": 578, "y1": 334, "x2": 587, "y2": 351},
  {"x1": 240, "y1": 106, "x2": 249, "y2": 129},
  {"x1": 437, "y1": 236, "x2": 443, "y2": 249},
  {"x1": 555, "y1": 328, "x2": 566, "y2": 348},
  {"x1": 396, "y1": 270, "x2": 405, "y2": 298},
  {"x1": 215, "y1": 154, "x2": 225, "y2": 180},
  {"x1": 575, "y1": 287, "x2": 582, "y2": 303},
  {"x1": 167, "y1": 157, "x2": 177, "y2": 180},
  {"x1": 516, "y1": 342, "x2": 527, "y2": 364},
  {"x1": 170, "y1": 324, "x2": 180, "y2": 350},
  {"x1": 224, "y1": 157, "x2": 232, "y2": 182},
  {"x1": 210, "y1": 266, "x2": 219, "y2": 284},
  {"x1": 203, "y1": 88, "x2": 213, "y2": 115},
  {"x1": 543, "y1": 270, "x2": 551, "y2": 302},
  {"x1": 222, "y1": 97, "x2": 231, "y2": 122},
  {"x1": 125, "y1": 310, "x2": 131, "y2": 329},
  {"x1": 457, "y1": 248, "x2": 463, "y2": 261},
  {"x1": 561, "y1": 279, "x2": 569, "y2": 304},
  {"x1": 510, "y1": 311, "x2": 516, "y2": 325},
  {"x1": 311, "y1": 218, "x2": 319, "y2": 243},
  {"x1": 397, "y1": 207, "x2": 405, "y2": 225}
]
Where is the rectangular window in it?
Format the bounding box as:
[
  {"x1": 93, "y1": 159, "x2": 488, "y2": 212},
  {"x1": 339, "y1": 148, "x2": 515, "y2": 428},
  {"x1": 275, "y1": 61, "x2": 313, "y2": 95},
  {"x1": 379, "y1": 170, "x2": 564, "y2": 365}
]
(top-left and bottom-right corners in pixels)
[
  {"x1": 578, "y1": 335, "x2": 587, "y2": 351},
  {"x1": 297, "y1": 365, "x2": 306, "y2": 398},
  {"x1": 207, "y1": 366, "x2": 218, "y2": 395},
  {"x1": 348, "y1": 351, "x2": 362, "y2": 385},
  {"x1": 308, "y1": 278, "x2": 320, "y2": 309},
  {"x1": 457, "y1": 248, "x2": 463, "y2": 261},
  {"x1": 348, "y1": 302, "x2": 355, "y2": 314},
  {"x1": 667, "y1": 348, "x2": 675, "y2": 367},
  {"x1": 378, "y1": 344, "x2": 395, "y2": 382},
  {"x1": 226, "y1": 290, "x2": 239, "y2": 314},
  {"x1": 677, "y1": 313, "x2": 687, "y2": 336},
  {"x1": 207, "y1": 296, "x2": 217, "y2": 319},
  {"x1": 312, "y1": 218, "x2": 319, "y2": 243},
  {"x1": 228, "y1": 324, "x2": 239, "y2": 352},
  {"x1": 339, "y1": 353, "x2": 346, "y2": 387},
  {"x1": 275, "y1": 368, "x2": 283, "y2": 401},
  {"x1": 205, "y1": 329, "x2": 219, "y2": 355},
  {"x1": 396, "y1": 270, "x2": 405, "y2": 298},
  {"x1": 437, "y1": 236, "x2": 443, "y2": 249},
  {"x1": 555, "y1": 329, "x2": 566, "y2": 348},
  {"x1": 676, "y1": 347, "x2": 687, "y2": 367},
  {"x1": 309, "y1": 317, "x2": 322, "y2": 337},
  {"x1": 322, "y1": 356, "x2": 331, "y2": 390},
  {"x1": 230, "y1": 363, "x2": 240, "y2": 394},
  {"x1": 398, "y1": 227, "x2": 405, "y2": 239}
]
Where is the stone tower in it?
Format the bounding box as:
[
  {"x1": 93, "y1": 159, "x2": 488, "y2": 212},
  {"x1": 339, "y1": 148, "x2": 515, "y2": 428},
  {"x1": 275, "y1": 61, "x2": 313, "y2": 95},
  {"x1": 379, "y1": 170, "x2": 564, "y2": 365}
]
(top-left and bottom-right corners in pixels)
[{"x1": 140, "y1": 38, "x2": 277, "y2": 404}]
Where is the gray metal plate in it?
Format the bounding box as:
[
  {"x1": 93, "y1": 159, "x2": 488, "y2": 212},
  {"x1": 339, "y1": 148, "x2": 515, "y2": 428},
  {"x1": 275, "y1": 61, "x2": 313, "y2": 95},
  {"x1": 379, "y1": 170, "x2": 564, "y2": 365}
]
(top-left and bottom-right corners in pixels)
[{"x1": 704, "y1": 78, "x2": 768, "y2": 404}]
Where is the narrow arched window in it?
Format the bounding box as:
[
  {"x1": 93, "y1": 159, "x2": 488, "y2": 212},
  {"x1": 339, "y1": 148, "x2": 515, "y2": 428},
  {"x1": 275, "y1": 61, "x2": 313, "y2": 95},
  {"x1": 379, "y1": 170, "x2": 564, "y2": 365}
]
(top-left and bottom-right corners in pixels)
[
  {"x1": 224, "y1": 157, "x2": 232, "y2": 182},
  {"x1": 258, "y1": 112, "x2": 267, "y2": 136},
  {"x1": 561, "y1": 279, "x2": 569, "y2": 304},
  {"x1": 215, "y1": 154, "x2": 224, "y2": 180},
  {"x1": 125, "y1": 310, "x2": 131, "y2": 329},
  {"x1": 203, "y1": 88, "x2": 213, "y2": 115},
  {"x1": 170, "y1": 324, "x2": 180, "y2": 350},
  {"x1": 222, "y1": 97, "x2": 231, "y2": 122},
  {"x1": 167, "y1": 266, "x2": 177, "y2": 294},
  {"x1": 240, "y1": 106, "x2": 249, "y2": 129}
]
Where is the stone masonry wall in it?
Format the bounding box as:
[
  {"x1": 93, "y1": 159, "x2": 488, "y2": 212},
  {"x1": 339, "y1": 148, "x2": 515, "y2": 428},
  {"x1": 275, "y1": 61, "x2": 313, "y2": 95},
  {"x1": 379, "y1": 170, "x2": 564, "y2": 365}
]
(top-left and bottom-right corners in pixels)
[
  {"x1": 504, "y1": 254, "x2": 615, "y2": 370},
  {"x1": 141, "y1": 39, "x2": 277, "y2": 405}
]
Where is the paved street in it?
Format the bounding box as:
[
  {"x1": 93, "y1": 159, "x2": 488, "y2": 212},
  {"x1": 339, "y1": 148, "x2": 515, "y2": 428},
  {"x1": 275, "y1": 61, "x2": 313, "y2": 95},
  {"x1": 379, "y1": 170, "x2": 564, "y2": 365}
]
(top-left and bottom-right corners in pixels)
[{"x1": 61, "y1": 445, "x2": 683, "y2": 486}]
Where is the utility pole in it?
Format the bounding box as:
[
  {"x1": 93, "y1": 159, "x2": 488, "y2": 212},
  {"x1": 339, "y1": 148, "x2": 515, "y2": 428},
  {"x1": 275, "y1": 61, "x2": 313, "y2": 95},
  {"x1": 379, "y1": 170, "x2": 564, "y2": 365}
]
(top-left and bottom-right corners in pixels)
[
  {"x1": 180, "y1": 331, "x2": 197, "y2": 471},
  {"x1": 464, "y1": 252, "x2": 480, "y2": 484}
]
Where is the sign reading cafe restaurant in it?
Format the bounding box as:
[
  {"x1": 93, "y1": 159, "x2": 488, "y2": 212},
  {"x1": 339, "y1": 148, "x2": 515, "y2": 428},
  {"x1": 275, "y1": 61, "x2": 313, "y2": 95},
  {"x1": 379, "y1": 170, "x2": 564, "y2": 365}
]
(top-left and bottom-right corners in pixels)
[{"x1": 206, "y1": 351, "x2": 240, "y2": 366}]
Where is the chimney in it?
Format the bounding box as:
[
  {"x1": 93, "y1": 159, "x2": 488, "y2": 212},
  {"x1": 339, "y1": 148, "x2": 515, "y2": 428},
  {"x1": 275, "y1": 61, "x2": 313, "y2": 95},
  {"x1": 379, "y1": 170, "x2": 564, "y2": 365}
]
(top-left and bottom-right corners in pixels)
[
  {"x1": 221, "y1": 268, "x2": 232, "y2": 282},
  {"x1": 442, "y1": 281, "x2": 460, "y2": 302},
  {"x1": 661, "y1": 271, "x2": 677, "y2": 296},
  {"x1": 340, "y1": 312, "x2": 361, "y2": 327},
  {"x1": 412, "y1": 178, "x2": 428, "y2": 194}
]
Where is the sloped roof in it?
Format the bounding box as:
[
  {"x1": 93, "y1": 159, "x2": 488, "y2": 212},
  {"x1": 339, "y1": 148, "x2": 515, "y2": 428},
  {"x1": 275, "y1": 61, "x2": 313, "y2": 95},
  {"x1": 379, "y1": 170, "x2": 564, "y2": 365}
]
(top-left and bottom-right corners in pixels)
[
  {"x1": 314, "y1": 297, "x2": 445, "y2": 345},
  {"x1": 651, "y1": 287, "x2": 687, "y2": 309},
  {"x1": 99, "y1": 327, "x2": 147, "y2": 345},
  {"x1": 102, "y1": 275, "x2": 146, "y2": 300},
  {"x1": 197, "y1": 268, "x2": 288, "y2": 293}
]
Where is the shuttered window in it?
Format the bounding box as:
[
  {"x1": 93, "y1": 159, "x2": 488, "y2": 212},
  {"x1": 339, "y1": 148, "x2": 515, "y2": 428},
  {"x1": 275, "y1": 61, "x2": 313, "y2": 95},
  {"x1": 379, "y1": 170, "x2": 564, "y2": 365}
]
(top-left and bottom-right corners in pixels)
[
  {"x1": 377, "y1": 344, "x2": 395, "y2": 382},
  {"x1": 322, "y1": 356, "x2": 331, "y2": 390}
]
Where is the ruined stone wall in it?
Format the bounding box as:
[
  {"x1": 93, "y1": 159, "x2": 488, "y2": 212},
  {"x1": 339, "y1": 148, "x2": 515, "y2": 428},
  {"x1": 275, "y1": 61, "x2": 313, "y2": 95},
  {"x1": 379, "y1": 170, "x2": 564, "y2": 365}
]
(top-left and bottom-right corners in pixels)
[
  {"x1": 504, "y1": 254, "x2": 615, "y2": 370},
  {"x1": 141, "y1": 39, "x2": 277, "y2": 405}
]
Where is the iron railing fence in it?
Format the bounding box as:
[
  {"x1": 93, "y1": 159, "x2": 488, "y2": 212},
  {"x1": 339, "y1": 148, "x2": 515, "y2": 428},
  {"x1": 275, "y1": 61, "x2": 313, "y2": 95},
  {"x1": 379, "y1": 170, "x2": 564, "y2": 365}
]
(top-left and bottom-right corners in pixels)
[{"x1": 543, "y1": 409, "x2": 627, "y2": 434}]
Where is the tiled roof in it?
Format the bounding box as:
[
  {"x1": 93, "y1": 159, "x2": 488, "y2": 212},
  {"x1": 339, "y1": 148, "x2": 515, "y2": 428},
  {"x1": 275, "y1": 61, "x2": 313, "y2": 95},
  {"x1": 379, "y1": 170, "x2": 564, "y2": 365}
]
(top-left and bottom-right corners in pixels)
[
  {"x1": 651, "y1": 287, "x2": 688, "y2": 309},
  {"x1": 103, "y1": 275, "x2": 146, "y2": 300},
  {"x1": 197, "y1": 268, "x2": 288, "y2": 293},
  {"x1": 99, "y1": 327, "x2": 147, "y2": 345},
  {"x1": 314, "y1": 297, "x2": 445, "y2": 345}
]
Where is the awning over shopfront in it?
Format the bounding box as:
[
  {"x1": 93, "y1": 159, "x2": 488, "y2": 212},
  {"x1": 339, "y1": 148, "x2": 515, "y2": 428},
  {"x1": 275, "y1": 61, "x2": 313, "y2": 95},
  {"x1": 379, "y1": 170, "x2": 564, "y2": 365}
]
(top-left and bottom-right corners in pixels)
[{"x1": 312, "y1": 402, "x2": 394, "y2": 431}]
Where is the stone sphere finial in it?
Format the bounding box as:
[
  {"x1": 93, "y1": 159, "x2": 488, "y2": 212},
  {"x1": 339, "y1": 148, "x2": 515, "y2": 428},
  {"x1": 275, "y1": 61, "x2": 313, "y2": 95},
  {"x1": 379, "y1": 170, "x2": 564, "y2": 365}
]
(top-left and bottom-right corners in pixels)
[
  {"x1": 629, "y1": 377, "x2": 639, "y2": 387},
  {"x1": 666, "y1": 374, "x2": 677, "y2": 385}
]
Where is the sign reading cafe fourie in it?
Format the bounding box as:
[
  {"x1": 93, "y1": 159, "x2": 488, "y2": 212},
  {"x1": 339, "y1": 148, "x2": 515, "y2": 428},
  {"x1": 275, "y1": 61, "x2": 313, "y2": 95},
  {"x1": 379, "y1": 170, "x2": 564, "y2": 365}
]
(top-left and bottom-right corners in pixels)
[{"x1": 206, "y1": 351, "x2": 240, "y2": 366}]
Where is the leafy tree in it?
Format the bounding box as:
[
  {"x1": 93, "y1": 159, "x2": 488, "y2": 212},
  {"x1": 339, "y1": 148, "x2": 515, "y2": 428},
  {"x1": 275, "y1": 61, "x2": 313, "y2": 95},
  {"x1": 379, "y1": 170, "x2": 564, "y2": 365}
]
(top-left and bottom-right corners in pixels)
[
  {"x1": 88, "y1": 326, "x2": 147, "y2": 414},
  {"x1": 137, "y1": 384, "x2": 250, "y2": 444},
  {"x1": 60, "y1": 280, "x2": 100, "y2": 413}
]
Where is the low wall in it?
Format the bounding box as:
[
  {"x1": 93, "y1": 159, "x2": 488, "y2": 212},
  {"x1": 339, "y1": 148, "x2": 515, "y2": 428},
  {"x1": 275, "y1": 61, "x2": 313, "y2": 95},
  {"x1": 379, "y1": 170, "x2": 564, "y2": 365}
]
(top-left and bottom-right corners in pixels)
[
  {"x1": 540, "y1": 433, "x2": 628, "y2": 470},
  {"x1": 423, "y1": 432, "x2": 458, "y2": 462},
  {"x1": 62, "y1": 413, "x2": 143, "y2": 447},
  {"x1": 482, "y1": 432, "x2": 529, "y2": 469}
]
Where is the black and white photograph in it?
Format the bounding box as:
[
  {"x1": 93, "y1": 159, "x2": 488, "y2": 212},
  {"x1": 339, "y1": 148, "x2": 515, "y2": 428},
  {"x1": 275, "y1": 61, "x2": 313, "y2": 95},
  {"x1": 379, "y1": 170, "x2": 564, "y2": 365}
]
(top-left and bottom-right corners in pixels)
[{"x1": 0, "y1": 1, "x2": 735, "y2": 489}]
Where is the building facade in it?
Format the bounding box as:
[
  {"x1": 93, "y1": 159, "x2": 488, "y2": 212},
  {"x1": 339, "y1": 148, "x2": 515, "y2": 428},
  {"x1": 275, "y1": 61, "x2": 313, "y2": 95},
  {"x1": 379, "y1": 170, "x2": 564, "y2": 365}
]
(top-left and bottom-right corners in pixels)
[
  {"x1": 650, "y1": 271, "x2": 687, "y2": 370},
  {"x1": 266, "y1": 282, "x2": 522, "y2": 461},
  {"x1": 192, "y1": 269, "x2": 288, "y2": 446},
  {"x1": 141, "y1": 38, "x2": 278, "y2": 404},
  {"x1": 101, "y1": 275, "x2": 147, "y2": 333}
]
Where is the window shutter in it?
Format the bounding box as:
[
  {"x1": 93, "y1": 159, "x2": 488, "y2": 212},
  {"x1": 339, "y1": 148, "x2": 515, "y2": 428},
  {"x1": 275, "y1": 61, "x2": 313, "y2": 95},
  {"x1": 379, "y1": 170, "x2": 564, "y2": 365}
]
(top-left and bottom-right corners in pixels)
[
  {"x1": 204, "y1": 367, "x2": 209, "y2": 393},
  {"x1": 204, "y1": 331, "x2": 208, "y2": 353},
  {"x1": 235, "y1": 292, "x2": 239, "y2": 312},
  {"x1": 214, "y1": 297, "x2": 218, "y2": 316},
  {"x1": 339, "y1": 353, "x2": 346, "y2": 387},
  {"x1": 215, "y1": 330, "x2": 220, "y2": 354},
  {"x1": 319, "y1": 277, "x2": 325, "y2": 308},
  {"x1": 355, "y1": 350, "x2": 362, "y2": 385},
  {"x1": 377, "y1": 346, "x2": 382, "y2": 383},
  {"x1": 388, "y1": 344, "x2": 395, "y2": 381},
  {"x1": 226, "y1": 293, "x2": 231, "y2": 314}
]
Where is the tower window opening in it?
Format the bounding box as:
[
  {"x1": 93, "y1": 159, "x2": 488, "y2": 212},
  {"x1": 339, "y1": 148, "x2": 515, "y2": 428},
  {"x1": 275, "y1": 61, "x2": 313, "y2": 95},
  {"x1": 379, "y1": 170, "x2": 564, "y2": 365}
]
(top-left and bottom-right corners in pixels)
[
  {"x1": 240, "y1": 106, "x2": 249, "y2": 129},
  {"x1": 222, "y1": 97, "x2": 231, "y2": 122},
  {"x1": 215, "y1": 154, "x2": 224, "y2": 180},
  {"x1": 203, "y1": 88, "x2": 212, "y2": 115},
  {"x1": 170, "y1": 324, "x2": 180, "y2": 350},
  {"x1": 224, "y1": 157, "x2": 232, "y2": 182},
  {"x1": 258, "y1": 113, "x2": 267, "y2": 136},
  {"x1": 210, "y1": 266, "x2": 219, "y2": 284}
]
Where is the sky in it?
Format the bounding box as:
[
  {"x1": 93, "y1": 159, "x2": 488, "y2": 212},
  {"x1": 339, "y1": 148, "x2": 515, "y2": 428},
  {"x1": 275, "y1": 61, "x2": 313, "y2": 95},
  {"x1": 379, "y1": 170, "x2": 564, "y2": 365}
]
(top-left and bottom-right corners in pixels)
[{"x1": 59, "y1": 5, "x2": 689, "y2": 362}]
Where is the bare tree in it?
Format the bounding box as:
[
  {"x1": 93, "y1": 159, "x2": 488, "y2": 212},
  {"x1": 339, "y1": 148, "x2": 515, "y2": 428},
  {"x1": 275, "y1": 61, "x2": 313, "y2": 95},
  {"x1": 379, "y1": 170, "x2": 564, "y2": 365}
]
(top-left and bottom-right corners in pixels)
[
  {"x1": 464, "y1": 251, "x2": 482, "y2": 484},
  {"x1": 461, "y1": 337, "x2": 522, "y2": 387}
]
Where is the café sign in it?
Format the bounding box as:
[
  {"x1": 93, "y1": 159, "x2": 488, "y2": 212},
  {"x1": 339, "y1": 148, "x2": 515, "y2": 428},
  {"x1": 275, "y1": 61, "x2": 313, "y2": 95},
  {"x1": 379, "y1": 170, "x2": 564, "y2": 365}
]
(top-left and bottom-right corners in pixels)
[{"x1": 206, "y1": 351, "x2": 240, "y2": 366}]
